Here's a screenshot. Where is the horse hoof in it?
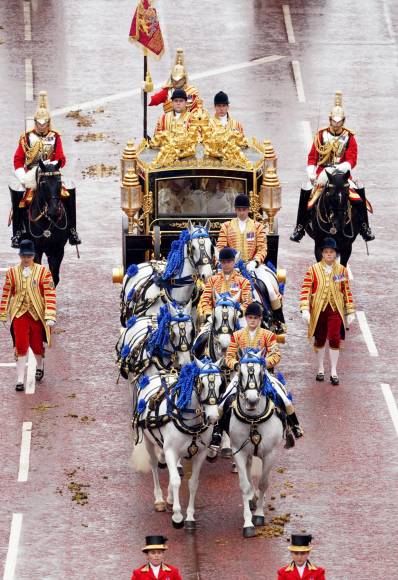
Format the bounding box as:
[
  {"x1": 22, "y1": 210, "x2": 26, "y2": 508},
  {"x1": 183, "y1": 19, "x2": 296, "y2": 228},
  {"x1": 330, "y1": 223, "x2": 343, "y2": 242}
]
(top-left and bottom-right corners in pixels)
[
  {"x1": 243, "y1": 526, "x2": 256, "y2": 538},
  {"x1": 249, "y1": 498, "x2": 258, "y2": 511},
  {"x1": 172, "y1": 518, "x2": 184, "y2": 529},
  {"x1": 252, "y1": 515, "x2": 265, "y2": 527},
  {"x1": 185, "y1": 520, "x2": 197, "y2": 531},
  {"x1": 206, "y1": 453, "x2": 218, "y2": 464},
  {"x1": 177, "y1": 465, "x2": 184, "y2": 477},
  {"x1": 221, "y1": 447, "x2": 232, "y2": 459},
  {"x1": 157, "y1": 461, "x2": 167, "y2": 469},
  {"x1": 154, "y1": 501, "x2": 167, "y2": 512}
]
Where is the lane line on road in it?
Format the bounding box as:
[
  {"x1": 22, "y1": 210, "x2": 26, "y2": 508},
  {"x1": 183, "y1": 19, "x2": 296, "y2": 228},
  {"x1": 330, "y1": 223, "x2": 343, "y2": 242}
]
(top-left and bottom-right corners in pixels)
[
  {"x1": 382, "y1": 0, "x2": 395, "y2": 43},
  {"x1": 356, "y1": 311, "x2": 378, "y2": 356},
  {"x1": 301, "y1": 120, "x2": 313, "y2": 149},
  {"x1": 292, "y1": 60, "x2": 305, "y2": 102},
  {"x1": 17, "y1": 422, "x2": 32, "y2": 482},
  {"x1": 23, "y1": 1, "x2": 32, "y2": 41},
  {"x1": 347, "y1": 265, "x2": 353, "y2": 280},
  {"x1": 282, "y1": 5, "x2": 296, "y2": 44},
  {"x1": 25, "y1": 58, "x2": 33, "y2": 102},
  {"x1": 381, "y1": 384, "x2": 398, "y2": 437},
  {"x1": 3, "y1": 513, "x2": 23, "y2": 580},
  {"x1": 25, "y1": 349, "x2": 36, "y2": 395},
  {"x1": 51, "y1": 55, "x2": 285, "y2": 116},
  {"x1": 0, "y1": 363, "x2": 17, "y2": 368}
]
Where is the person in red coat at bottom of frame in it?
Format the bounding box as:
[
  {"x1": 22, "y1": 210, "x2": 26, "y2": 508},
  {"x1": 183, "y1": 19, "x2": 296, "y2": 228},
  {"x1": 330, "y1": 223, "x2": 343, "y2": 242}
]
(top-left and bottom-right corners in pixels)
[
  {"x1": 131, "y1": 535, "x2": 182, "y2": 580},
  {"x1": 277, "y1": 534, "x2": 325, "y2": 579}
]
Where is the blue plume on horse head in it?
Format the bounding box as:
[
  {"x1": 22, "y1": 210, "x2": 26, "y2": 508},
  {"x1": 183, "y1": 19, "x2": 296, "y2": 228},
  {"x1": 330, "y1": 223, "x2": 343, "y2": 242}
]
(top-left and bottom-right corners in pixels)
[
  {"x1": 171, "y1": 361, "x2": 200, "y2": 410},
  {"x1": 240, "y1": 347, "x2": 266, "y2": 365},
  {"x1": 216, "y1": 291, "x2": 242, "y2": 310},
  {"x1": 162, "y1": 229, "x2": 190, "y2": 281},
  {"x1": 261, "y1": 371, "x2": 279, "y2": 402},
  {"x1": 146, "y1": 304, "x2": 172, "y2": 357}
]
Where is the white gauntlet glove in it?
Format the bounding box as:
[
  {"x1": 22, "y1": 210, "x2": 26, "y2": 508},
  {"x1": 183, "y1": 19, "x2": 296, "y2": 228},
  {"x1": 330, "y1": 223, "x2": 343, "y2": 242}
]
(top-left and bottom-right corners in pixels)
[
  {"x1": 346, "y1": 313, "x2": 356, "y2": 326},
  {"x1": 246, "y1": 260, "x2": 257, "y2": 273},
  {"x1": 45, "y1": 319, "x2": 55, "y2": 327},
  {"x1": 15, "y1": 167, "x2": 27, "y2": 186},
  {"x1": 316, "y1": 169, "x2": 329, "y2": 186},
  {"x1": 306, "y1": 165, "x2": 317, "y2": 183},
  {"x1": 336, "y1": 162, "x2": 351, "y2": 174},
  {"x1": 301, "y1": 310, "x2": 311, "y2": 324}
]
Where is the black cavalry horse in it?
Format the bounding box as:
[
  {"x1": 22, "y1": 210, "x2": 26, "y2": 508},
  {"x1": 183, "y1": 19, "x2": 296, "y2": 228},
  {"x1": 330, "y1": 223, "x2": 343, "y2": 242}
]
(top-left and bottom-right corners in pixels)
[
  {"x1": 21, "y1": 160, "x2": 69, "y2": 286},
  {"x1": 305, "y1": 168, "x2": 361, "y2": 266}
]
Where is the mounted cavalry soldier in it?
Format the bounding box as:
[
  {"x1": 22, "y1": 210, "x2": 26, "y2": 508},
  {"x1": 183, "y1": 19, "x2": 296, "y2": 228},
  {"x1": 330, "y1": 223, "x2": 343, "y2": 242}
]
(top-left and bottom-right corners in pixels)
[
  {"x1": 11, "y1": 91, "x2": 81, "y2": 248},
  {"x1": 212, "y1": 91, "x2": 244, "y2": 134},
  {"x1": 131, "y1": 535, "x2": 182, "y2": 580},
  {"x1": 154, "y1": 89, "x2": 192, "y2": 134},
  {"x1": 300, "y1": 237, "x2": 355, "y2": 385},
  {"x1": 290, "y1": 90, "x2": 374, "y2": 244},
  {"x1": 198, "y1": 246, "x2": 252, "y2": 321},
  {"x1": 277, "y1": 534, "x2": 326, "y2": 579},
  {"x1": 0, "y1": 240, "x2": 56, "y2": 392},
  {"x1": 149, "y1": 47, "x2": 199, "y2": 114}
]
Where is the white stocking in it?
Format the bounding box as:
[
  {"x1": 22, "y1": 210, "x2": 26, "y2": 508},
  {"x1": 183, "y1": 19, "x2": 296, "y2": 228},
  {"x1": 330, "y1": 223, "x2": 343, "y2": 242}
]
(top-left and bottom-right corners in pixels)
[
  {"x1": 316, "y1": 347, "x2": 325, "y2": 373},
  {"x1": 34, "y1": 354, "x2": 44, "y2": 370},
  {"x1": 329, "y1": 348, "x2": 340, "y2": 377},
  {"x1": 16, "y1": 355, "x2": 27, "y2": 384}
]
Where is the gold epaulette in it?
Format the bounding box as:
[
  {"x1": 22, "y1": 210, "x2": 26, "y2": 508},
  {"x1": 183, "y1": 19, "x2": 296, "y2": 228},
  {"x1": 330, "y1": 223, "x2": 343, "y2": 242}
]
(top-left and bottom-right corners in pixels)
[
  {"x1": 307, "y1": 561, "x2": 318, "y2": 570},
  {"x1": 285, "y1": 562, "x2": 295, "y2": 571}
]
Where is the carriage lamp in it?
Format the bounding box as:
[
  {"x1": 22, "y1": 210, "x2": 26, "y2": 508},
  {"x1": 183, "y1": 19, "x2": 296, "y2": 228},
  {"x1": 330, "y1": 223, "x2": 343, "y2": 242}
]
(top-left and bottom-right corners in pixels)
[
  {"x1": 260, "y1": 167, "x2": 282, "y2": 234},
  {"x1": 112, "y1": 266, "x2": 125, "y2": 284},
  {"x1": 263, "y1": 140, "x2": 277, "y2": 171},
  {"x1": 120, "y1": 140, "x2": 137, "y2": 179},
  {"x1": 121, "y1": 168, "x2": 143, "y2": 235}
]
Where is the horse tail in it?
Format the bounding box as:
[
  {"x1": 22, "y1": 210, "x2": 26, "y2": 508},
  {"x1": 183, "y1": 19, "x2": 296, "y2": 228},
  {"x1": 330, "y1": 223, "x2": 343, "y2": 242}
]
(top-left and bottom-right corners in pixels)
[{"x1": 130, "y1": 440, "x2": 152, "y2": 473}]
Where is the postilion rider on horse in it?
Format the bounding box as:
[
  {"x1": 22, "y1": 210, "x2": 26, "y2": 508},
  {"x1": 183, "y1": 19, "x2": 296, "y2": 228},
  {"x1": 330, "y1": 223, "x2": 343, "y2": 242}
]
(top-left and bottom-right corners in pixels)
[
  {"x1": 290, "y1": 90, "x2": 374, "y2": 243},
  {"x1": 210, "y1": 301, "x2": 303, "y2": 454},
  {"x1": 217, "y1": 194, "x2": 286, "y2": 329},
  {"x1": 11, "y1": 91, "x2": 81, "y2": 248},
  {"x1": 0, "y1": 240, "x2": 56, "y2": 392},
  {"x1": 277, "y1": 534, "x2": 326, "y2": 579},
  {"x1": 130, "y1": 535, "x2": 182, "y2": 580}
]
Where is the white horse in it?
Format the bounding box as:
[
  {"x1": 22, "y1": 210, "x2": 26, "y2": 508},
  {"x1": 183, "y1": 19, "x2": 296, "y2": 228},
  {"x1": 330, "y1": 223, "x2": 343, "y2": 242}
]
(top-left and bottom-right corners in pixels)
[
  {"x1": 131, "y1": 357, "x2": 223, "y2": 529},
  {"x1": 228, "y1": 348, "x2": 284, "y2": 537},
  {"x1": 192, "y1": 290, "x2": 244, "y2": 361},
  {"x1": 120, "y1": 221, "x2": 214, "y2": 326},
  {"x1": 116, "y1": 300, "x2": 194, "y2": 387}
]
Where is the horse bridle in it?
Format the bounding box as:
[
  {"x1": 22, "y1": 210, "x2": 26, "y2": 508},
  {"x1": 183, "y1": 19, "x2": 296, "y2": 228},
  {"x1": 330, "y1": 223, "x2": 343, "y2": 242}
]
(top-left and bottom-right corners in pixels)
[
  {"x1": 214, "y1": 296, "x2": 241, "y2": 336},
  {"x1": 168, "y1": 313, "x2": 194, "y2": 355},
  {"x1": 239, "y1": 358, "x2": 264, "y2": 393},
  {"x1": 188, "y1": 229, "x2": 214, "y2": 269}
]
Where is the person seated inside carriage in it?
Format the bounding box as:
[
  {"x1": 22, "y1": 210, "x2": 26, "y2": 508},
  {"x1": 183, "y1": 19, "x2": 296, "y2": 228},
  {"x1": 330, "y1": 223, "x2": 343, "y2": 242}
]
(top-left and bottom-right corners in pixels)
[
  {"x1": 290, "y1": 90, "x2": 374, "y2": 243},
  {"x1": 11, "y1": 91, "x2": 81, "y2": 248}
]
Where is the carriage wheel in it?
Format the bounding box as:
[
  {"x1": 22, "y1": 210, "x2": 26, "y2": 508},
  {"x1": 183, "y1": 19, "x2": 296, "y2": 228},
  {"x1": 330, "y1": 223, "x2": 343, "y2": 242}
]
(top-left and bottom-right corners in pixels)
[{"x1": 153, "y1": 225, "x2": 161, "y2": 260}]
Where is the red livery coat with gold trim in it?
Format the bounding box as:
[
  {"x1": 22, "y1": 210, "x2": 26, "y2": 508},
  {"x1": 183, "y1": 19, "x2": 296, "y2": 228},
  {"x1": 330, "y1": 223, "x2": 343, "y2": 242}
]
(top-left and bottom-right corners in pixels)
[
  {"x1": 0, "y1": 264, "x2": 56, "y2": 345},
  {"x1": 216, "y1": 218, "x2": 267, "y2": 264},
  {"x1": 198, "y1": 270, "x2": 252, "y2": 318},
  {"x1": 226, "y1": 327, "x2": 280, "y2": 370},
  {"x1": 131, "y1": 562, "x2": 182, "y2": 580},
  {"x1": 277, "y1": 561, "x2": 325, "y2": 579},
  {"x1": 300, "y1": 261, "x2": 355, "y2": 339}
]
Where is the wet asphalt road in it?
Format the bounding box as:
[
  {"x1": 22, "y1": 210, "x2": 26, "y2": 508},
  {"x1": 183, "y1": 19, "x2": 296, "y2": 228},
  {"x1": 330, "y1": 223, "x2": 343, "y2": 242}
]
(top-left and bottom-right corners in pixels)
[{"x1": 0, "y1": 1, "x2": 398, "y2": 578}]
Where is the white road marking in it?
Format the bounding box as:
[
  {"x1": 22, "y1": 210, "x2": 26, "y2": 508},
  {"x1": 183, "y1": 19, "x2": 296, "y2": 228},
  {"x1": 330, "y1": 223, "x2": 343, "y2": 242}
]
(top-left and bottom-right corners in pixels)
[
  {"x1": 25, "y1": 58, "x2": 33, "y2": 102},
  {"x1": 25, "y1": 348, "x2": 36, "y2": 395},
  {"x1": 301, "y1": 120, "x2": 313, "y2": 149},
  {"x1": 51, "y1": 55, "x2": 285, "y2": 116},
  {"x1": 382, "y1": 0, "x2": 395, "y2": 43},
  {"x1": 23, "y1": 1, "x2": 32, "y2": 41},
  {"x1": 25, "y1": 117, "x2": 34, "y2": 132},
  {"x1": 0, "y1": 363, "x2": 17, "y2": 368},
  {"x1": 356, "y1": 311, "x2": 378, "y2": 356},
  {"x1": 292, "y1": 60, "x2": 305, "y2": 102},
  {"x1": 17, "y1": 422, "x2": 32, "y2": 482},
  {"x1": 347, "y1": 265, "x2": 353, "y2": 280},
  {"x1": 0, "y1": 268, "x2": 9, "y2": 272},
  {"x1": 3, "y1": 513, "x2": 23, "y2": 580},
  {"x1": 282, "y1": 5, "x2": 296, "y2": 44},
  {"x1": 381, "y1": 384, "x2": 398, "y2": 436}
]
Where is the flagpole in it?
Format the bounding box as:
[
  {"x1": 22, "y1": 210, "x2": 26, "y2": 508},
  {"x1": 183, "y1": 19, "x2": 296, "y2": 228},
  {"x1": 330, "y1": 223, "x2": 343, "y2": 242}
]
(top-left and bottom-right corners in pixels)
[{"x1": 143, "y1": 48, "x2": 148, "y2": 140}]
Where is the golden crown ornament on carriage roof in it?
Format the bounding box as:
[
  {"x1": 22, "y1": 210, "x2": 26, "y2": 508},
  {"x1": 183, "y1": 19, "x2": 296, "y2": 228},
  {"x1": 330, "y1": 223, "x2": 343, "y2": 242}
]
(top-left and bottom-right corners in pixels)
[{"x1": 329, "y1": 90, "x2": 345, "y2": 123}]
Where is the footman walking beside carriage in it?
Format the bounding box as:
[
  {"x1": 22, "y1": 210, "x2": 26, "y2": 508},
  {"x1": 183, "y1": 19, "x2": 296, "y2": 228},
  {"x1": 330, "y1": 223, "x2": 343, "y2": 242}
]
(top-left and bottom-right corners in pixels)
[
  {"x1": 300, "y1": 238, "x2": 355, "y2": 385},
  {"x1": 0, "y1": 240, "x2": 56, "y2": 391},
  {"x1": 277, "y1": 534, "x2": 325, "y2": 579},
  {"x1": 131, "y1": 535, "x2": 182, "y2": 580}
]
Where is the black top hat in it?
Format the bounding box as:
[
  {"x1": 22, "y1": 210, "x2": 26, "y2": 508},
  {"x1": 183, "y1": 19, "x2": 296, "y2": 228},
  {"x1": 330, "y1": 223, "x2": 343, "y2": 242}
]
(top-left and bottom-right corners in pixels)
[
  {"x1": 288, "y1": 534, "x2": 313, "y2": 552},
  {"x1": 320, "y1": 237, "x2": 337, "y2": 251},
  {"x1": 171, "y1": 88, "x2": 188, "y2": 101},
  {"x1": 245, "y1": 302, "x2": 263, "y2": 317},
  {"x1": 19, "y1": 239, "x2": 35, "y2": 256},
  {"x1": 214, "y1": 91, "x2": 229, "y2": 105},
  {"x1": 235, "y1": 194, "x2": 250, "y2": 209},
  {"x1": 219, "y1": 247, "x2": 236, "y2": 261},
  {"x1": 142, "y1": 535, "x2": 168, "y2": 552}
]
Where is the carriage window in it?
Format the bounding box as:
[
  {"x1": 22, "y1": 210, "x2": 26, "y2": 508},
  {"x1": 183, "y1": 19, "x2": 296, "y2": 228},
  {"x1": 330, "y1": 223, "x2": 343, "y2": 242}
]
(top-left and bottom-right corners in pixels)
[{"x1": 156, "y1": 177, "x2": 246, "y2": 217}]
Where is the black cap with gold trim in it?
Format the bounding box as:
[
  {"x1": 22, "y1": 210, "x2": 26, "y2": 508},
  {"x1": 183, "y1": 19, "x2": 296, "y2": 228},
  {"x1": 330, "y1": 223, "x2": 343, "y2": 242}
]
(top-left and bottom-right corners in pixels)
[
  {"x1": 288, "y1": 534, "x2": 313, "y2": 552},
  {"x1": 142, "y1": 535, "x2": 168, "y2": 552}
]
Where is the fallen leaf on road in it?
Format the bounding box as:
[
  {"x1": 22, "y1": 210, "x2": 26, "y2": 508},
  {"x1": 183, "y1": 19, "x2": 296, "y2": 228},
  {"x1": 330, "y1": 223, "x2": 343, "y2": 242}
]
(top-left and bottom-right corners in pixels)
[{"x1": 31, "y1": 402, "x2": 58, "y2": 412}]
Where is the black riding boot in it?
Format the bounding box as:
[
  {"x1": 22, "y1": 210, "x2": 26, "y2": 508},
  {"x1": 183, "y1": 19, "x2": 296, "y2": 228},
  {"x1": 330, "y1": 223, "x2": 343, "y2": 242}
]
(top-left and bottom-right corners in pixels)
[
  {"x1": 356, "y1": 188, "x2": 375, "y2": 241},
  {"x1": 290, "y1": 189, "x2": 312, "y2": 242},
  {"x1": 272, "y1": 307, "x2": 286, "y2": 334},
  {"x1": 64, "y1": 188, "x2": 82, "y2": 245},
  {"x1": 286, "y1": 412, "x2": 304, "y2": 439},
  {"x1": 10, "y1": 188, "x2": 23, "y2": 248}
]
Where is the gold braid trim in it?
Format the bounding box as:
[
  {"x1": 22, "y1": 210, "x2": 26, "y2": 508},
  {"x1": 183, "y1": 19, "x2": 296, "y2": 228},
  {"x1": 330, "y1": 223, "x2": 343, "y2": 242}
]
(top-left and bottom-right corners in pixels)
[
  {"x1": 314, "y1": 128, "x2": 350, "y2": 166},
  {"x1": 21, "y1": 135, "x2": 43, "y2": 168}
]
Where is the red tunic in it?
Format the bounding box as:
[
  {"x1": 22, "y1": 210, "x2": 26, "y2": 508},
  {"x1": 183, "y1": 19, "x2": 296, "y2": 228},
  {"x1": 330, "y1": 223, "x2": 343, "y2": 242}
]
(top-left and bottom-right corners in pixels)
[
  {"x1": 131, "y1": 563, "x2": 182, "y2": 580},
  {"x1": 277, "y1": 562, "x2": 326, "y2": 579},
  {"x1": 307, "y1": 128, "x2": 357, "y2": 176},
  {"x1": 14, "y1": 130, "x2": 66, "y2": 170}
]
